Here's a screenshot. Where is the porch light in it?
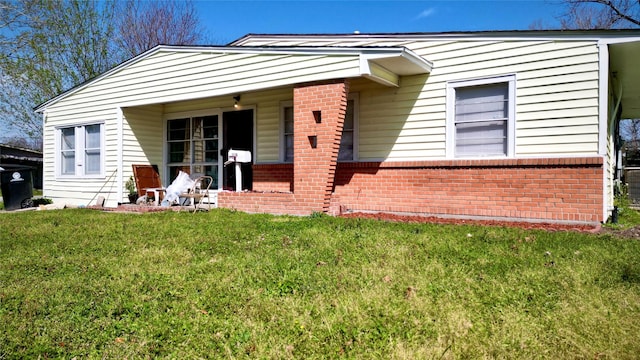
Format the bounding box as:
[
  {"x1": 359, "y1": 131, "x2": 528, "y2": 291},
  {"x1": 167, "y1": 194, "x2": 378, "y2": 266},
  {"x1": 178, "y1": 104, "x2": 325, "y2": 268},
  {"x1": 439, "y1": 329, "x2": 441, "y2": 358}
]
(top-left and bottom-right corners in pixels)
[{"x1": 233, "y1": 95, "x2": 241, "y2": 108}]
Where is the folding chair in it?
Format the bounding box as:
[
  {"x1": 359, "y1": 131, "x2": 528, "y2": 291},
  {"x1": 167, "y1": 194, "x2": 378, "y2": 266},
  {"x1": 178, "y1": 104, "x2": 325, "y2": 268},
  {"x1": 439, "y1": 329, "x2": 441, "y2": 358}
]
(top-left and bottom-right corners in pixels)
[{"x1": 180, "y1": 175, "x2": 213, "y2": 213}]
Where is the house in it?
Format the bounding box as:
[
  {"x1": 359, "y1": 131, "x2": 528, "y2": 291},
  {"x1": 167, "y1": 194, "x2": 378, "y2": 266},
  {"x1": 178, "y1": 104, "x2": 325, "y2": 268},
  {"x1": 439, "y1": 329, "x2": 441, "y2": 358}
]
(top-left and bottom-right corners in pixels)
[
  {"x1": 0, "y1": 144, "x2": 43, "y2": 189},
  {"x1": 35, "y1": 30, "x2": 640, "y2": 224}
]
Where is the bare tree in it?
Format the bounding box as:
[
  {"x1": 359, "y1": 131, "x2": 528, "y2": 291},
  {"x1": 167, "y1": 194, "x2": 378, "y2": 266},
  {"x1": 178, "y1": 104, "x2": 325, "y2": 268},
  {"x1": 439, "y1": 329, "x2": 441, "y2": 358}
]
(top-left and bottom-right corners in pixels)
[
  {"x1": 0, "y1": 0, "x2": 117, "y2": 140},
  {"x1": 115, "y1": 0, "x2": 204, "y2": 58},
  {"x1": 0, "y1": 0, "x2": 205, "y2": 142},
  {"x1": 559, "y1": 0, "x2": 640, "y2": 29},
  {"x1": 621, "y1": 119, "x2": 640, "y2": 165}
]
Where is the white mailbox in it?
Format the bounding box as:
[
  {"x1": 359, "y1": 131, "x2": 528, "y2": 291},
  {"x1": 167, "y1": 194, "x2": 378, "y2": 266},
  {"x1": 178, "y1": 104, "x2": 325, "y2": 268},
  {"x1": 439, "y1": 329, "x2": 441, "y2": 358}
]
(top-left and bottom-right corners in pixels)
[
  {"x1": 225, "y1": 149, "x2": 252, "y2": 192},
  {"x1": 227, "y1": 149, "x2": 252, "y2": 163}
]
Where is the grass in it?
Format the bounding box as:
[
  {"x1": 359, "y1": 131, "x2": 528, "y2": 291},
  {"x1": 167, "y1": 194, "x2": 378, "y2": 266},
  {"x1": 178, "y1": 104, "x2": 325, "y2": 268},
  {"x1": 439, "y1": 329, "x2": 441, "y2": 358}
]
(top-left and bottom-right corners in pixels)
[{"x1": 1, "y1": 209, "x2": 639, "y2": 359}]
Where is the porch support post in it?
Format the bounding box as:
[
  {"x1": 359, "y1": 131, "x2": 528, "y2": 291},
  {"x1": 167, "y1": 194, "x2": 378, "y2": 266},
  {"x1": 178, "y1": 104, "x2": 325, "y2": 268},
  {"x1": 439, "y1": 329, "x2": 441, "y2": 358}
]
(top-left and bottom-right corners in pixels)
[
  {"x1": 116, "y1": 107, "x2": 124, "y2": 204},
  {"x1": 293, "y1": 79, "x2": 350, "y2": 213}
]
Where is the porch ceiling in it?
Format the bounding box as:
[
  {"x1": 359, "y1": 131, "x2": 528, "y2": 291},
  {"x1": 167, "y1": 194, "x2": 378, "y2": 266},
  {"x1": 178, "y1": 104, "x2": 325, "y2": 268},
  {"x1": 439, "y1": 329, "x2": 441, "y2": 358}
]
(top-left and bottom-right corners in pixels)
[{"x1": 610, "y1": 41, "x2": 640, "y2": 119}]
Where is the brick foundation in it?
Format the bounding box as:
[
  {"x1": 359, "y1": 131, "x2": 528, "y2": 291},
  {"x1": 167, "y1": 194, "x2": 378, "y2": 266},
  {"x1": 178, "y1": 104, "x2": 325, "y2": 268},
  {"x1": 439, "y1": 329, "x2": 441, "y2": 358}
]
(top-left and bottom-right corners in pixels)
[
  {"x1": 332, "y1": 157, "x2": 604, "y2": 223},
  {"x1": 220, "y1": 157, "x2": 604, "y2": 223},
  {"x1": 252, "y1": 164, "x2": 293, "y2": 192}
]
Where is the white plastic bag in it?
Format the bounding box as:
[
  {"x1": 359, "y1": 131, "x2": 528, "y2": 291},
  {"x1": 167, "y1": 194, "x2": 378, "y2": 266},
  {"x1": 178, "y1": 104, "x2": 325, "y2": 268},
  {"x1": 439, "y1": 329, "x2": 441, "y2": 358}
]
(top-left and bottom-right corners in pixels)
[{"x1": 161, "y1": 171, "x2": 195, "y2": 207}]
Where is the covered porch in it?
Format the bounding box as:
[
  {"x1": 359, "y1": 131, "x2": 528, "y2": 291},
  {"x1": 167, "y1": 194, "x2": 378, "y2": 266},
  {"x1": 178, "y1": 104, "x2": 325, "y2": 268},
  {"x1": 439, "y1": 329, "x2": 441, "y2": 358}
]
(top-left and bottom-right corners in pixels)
[
  {"x1": 116, "y1": 46, "x2": 432, "y2": 213},
  {"x1": 610, "y1": 39, "x2": 640, "y2": 205}
]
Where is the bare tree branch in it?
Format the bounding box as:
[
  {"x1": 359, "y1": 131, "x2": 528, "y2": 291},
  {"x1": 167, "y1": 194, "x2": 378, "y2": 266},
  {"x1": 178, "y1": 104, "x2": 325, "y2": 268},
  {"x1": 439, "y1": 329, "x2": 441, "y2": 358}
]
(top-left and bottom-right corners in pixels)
[
  {"x1": 114, "y1": 0, "x2": 204, "y2": 58},
  {"x1": 595, "y1": 0, "x2": 640, "y2": 26},
  {"x1": 0, "y1": 0, "x2": 205, "y2": 141},
  {"x1": 558, "y1": 0, "x2": 640, "y2": 29}
]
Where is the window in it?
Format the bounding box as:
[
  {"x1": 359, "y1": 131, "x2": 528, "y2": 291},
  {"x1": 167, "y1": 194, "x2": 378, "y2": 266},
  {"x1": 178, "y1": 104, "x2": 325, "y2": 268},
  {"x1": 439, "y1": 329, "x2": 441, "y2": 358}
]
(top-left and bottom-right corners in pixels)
[
  {"x1": 446, "y1": 75, "x2": 515, "y2": 158},
  {"x1": 280, "y1": 94, "x2": 358, "y2": 162},
  {"x1": 57, "y1": 123, "x2": 103, "y2": 177},
  {"x1": 281, "y1": 101, "x2": 294, "y2": 163},
  {"x1": 338, "y1": 96, "x2": 358, "y2": 161},
  {"x1": 166, "y1": 115, "x2": 219, "y2": 186}
]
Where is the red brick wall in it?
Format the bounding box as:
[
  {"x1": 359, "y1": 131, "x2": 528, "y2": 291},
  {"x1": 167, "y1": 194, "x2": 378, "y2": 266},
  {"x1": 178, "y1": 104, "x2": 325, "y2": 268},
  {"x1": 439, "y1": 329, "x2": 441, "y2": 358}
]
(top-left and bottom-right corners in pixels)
[
  {"x1": 292, "y1": 79, "x2": 349, "y2": 212},
  {"x1": 219, "y1": 79, "x2": 350, "y2": 216},
  {"x1": 222, "y1": 157, "x2": 604, "y2": 223},
  {"x1": 332, "y1": 157, "x2": 604, "y2": 223},
  {"x1": 217, "y1": 78, "x2": 603, "y2": 223},
  {"x1": 252, "y1": 164, "x2": 293, "y2": 192},
  {"x1": 217, "y1": 191, "x2": 309, "y2": 215}
]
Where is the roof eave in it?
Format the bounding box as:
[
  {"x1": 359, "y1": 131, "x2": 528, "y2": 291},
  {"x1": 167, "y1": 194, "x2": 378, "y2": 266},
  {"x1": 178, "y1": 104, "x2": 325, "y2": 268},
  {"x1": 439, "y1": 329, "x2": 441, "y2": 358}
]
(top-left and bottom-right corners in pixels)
[{"x1": 35, "y1": 45, "x2": 432, "y2": 111}]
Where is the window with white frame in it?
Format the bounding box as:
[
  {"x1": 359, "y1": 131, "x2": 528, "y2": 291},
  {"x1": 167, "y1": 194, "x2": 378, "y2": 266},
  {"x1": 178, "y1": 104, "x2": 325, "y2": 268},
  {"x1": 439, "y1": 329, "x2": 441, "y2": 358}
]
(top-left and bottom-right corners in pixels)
[
  {"x1": 57, "y1": 123, "x2": 103, "y2": 176},
  {"x1": 166, "y1": 115, "x2": 219, "y2": 185},
  {"x1": 338, "y1": 96, "x2": 358, "y2": 161},
  {"x1": 446, "y1": 75, "x2": 515, "y2": 158},
  {"x1": 281, "y1": 94, "x2": 358, "y2": 162},
  {"x1": 281, "y1": 101, "x2": 294, "y2": 163}
]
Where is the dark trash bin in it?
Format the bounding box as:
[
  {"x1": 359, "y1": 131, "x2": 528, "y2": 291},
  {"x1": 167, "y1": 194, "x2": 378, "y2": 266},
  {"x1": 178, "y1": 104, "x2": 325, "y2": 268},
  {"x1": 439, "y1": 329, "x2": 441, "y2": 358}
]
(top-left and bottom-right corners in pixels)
[{"x1": 0, "y1": 167, "x2": 33, "y2": 211}]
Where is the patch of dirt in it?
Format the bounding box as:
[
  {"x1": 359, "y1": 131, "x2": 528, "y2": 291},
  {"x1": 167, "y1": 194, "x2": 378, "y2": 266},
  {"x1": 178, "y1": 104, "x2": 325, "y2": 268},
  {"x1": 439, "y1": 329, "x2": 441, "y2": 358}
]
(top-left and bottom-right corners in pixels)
[
  {"x1": 87, "y1": 205, "x2": 640, "y2": 239},
  {"x1": 87, "y1": 204, "x2": 175, "y2": 213},
  {"x1": 600, "y1": 225, "x2": 640, "y2": 239},
  {"x1": 339, "y1": 212, "x2": 602, "y2": 233}
]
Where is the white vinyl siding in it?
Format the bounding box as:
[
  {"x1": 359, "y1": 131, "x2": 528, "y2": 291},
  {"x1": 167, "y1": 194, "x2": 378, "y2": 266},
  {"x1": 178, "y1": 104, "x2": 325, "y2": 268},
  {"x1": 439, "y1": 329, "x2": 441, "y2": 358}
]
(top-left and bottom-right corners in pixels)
[
  {"x1": 46, "y1": 52, "x2": 361, "y2": 113},
  {"x1": 163, "y1": 87, "x2": 291, "y2": 163},
  {"x1": 240, "y1": 36, "x2": 601, "y2": 161}
]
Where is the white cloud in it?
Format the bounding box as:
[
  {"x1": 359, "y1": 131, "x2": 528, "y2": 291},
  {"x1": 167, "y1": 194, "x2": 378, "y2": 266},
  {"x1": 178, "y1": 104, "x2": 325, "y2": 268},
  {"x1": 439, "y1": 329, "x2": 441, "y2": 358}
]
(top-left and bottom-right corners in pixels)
[{"x1": 415, "y1": 8, "x2": 436, "y2": 20}]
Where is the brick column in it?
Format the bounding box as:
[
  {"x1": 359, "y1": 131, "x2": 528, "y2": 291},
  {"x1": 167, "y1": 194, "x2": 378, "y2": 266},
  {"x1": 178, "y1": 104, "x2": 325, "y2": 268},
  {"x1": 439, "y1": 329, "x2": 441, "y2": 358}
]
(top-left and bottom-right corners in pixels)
[{"x1": 293, "y1": 79, "x2": 350, "y2": 213}]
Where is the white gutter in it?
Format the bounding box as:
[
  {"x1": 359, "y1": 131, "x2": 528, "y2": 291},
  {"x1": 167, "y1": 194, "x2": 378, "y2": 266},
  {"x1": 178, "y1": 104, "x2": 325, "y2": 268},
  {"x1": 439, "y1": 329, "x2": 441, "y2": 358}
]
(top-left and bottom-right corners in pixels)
[
  {"x1": 598, "y1": 42, "x2": 610, "y2": 222},
  {"x1": 598, "y1": 42, "x2": 609, "y2": 156}
]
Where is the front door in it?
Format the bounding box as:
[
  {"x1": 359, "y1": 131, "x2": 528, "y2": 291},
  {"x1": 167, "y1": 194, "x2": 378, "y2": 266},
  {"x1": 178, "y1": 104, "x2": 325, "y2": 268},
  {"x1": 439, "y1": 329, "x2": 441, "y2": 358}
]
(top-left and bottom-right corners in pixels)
[{"x1": 222, "y1": 109, "x2": 253, "y2": 191}]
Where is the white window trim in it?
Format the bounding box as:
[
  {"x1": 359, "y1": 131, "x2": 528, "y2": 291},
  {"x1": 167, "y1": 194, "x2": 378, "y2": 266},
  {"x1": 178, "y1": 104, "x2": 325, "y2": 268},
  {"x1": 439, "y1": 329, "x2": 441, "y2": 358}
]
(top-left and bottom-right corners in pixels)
[
  {"x1": 446, "y1": 75, "x2": 516, "y2": 158},
  {"x1": 55, "y1": 122, "x2": 105, "y2": 179},
  {"x1": 279, "y1": 93, "x2": 359, "y2": 163},
  {"x1": 340, "y1": 93, "x2": 359, "y2": 162},
  {"x1": 280, "y1": 100, "x2": 294, "y2": 163},
  {"x1": 163, "y1": 110, "x2": 222, "y2": 188}
]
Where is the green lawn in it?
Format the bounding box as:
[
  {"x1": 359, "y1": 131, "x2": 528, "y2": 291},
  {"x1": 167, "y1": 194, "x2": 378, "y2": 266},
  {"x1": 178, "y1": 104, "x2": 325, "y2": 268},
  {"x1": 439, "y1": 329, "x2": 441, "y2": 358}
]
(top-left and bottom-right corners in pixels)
[{"x1": 1, "y1": 209, "x2": 639, "y2": 359}]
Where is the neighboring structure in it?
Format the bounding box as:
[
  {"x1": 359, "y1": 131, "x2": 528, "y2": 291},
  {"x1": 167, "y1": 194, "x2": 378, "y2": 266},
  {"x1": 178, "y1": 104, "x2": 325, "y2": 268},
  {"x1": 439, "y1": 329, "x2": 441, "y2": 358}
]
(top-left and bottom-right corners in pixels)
[
  {"x1": 35, "y1": 30, "x2": 640, "y2": 224},
  {"x1": 0, "y1": 144, "x2": 43, "y2": 189}
]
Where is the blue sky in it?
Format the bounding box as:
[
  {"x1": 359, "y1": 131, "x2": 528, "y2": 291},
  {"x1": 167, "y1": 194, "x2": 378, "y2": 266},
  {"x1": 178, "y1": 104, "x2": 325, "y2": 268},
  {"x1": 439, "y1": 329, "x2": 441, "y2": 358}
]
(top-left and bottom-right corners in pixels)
[{"x1": 194, "y1": 0, "x2": 565, "y2": 44}]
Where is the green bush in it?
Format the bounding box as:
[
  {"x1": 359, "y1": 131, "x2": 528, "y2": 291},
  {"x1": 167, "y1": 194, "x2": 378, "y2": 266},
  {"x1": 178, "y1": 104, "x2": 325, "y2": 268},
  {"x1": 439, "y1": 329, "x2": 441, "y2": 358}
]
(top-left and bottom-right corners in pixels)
[
  {"x1": 611, "y1": 181, "x2": 640, "y2": 227},
  {"x1": 31, "y1": 197, "x2": 53, "y2": 206}
]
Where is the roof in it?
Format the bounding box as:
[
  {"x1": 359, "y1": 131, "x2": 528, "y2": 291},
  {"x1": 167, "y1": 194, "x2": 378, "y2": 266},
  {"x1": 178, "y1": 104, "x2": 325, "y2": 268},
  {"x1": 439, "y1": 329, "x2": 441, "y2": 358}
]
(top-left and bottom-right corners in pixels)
[
  {"x1": 0, "y1": 144, "x2": 43, "y2": 163},
  {"x1": 228, "y1": 29, "x2": 640, "y2": 45},
  {"x1": 34, "y1": 30, "x2": 640, "y2": 113},
  {"x1": 34, "y1": 45, "x2": 432, "y2": 112}
]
